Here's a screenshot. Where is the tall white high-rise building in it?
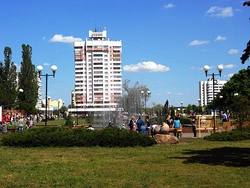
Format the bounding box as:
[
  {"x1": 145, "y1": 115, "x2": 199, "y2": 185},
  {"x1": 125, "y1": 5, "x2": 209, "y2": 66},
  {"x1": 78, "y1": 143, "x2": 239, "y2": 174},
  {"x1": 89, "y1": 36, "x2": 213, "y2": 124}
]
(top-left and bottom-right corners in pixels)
[
  {"x1": 199, "y1": 79, "x2": 227, "y2": 106},
  {"x1": 72, "y1": 28, "x2": 122, "y2": 113}
]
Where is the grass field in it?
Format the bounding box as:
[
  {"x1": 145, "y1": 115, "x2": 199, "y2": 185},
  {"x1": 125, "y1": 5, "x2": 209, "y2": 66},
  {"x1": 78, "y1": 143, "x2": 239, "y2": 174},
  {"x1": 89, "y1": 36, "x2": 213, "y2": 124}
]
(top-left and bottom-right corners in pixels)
[{"x1": 0, "y1": 137, "x2": 249, "y2": 188}]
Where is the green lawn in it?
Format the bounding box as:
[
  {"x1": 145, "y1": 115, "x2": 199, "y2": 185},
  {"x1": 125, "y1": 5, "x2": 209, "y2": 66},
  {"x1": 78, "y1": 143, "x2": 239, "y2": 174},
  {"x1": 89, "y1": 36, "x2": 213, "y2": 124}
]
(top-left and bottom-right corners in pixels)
[
  {"x1": 0, "y1": 137, "x2": 249, "y2": 188},
  {"x1": 34, "y1": 117, "x2": 109, "y2": 127},
  {"x1": 35, "y1": 118, "x2": 87, "y2": 127}
]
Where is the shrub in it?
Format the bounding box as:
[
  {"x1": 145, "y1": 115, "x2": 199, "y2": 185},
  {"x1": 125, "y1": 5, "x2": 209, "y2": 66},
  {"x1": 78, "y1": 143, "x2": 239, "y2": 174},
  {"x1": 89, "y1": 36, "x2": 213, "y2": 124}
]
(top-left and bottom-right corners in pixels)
[
  {"x1": 203, "y1": 130, "x2": 250, "y2": 141},
  {"x1": 1, "y1": 127, "x2": 156, "y2": 147},
  {"x1": 180, "y1": 117, "x2": 192, "y2": 124},
  {"x1": 65, "y1": 114, "x2": 74, "y2": 126}
]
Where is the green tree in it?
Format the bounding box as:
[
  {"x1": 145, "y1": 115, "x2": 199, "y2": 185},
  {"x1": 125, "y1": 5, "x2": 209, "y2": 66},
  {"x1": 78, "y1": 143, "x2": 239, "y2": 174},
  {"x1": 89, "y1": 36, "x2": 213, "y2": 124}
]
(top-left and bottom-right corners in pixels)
[
  {"x1": 241, "y1": 2, "x2": 250, "y2": 64},
  {"x1": 0, "y1": 47, "x2": 17, "y2": 107},
  {"x1": 65, "y1": 114, "x2": 74, "y2": 126},
  {"x1": 60, "y1": 106, "x2": 68, "y2": 119},
  {"x1": 18, "y1": 44, "x2": 39, "y2": 115},
  {"x1": 213, "y1": 69, "x2": 250, "y2": 127}
]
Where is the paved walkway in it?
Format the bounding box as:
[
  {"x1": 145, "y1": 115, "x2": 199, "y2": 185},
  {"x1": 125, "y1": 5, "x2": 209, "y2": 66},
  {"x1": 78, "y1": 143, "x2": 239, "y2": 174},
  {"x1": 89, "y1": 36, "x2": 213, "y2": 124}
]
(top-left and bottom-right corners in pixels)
[
  {"x1": 177, "y1": 132, "x2": 211, "y2": 138},
  {"x1": 180, "y1": 127, "x2": 212, "y2": 138}
]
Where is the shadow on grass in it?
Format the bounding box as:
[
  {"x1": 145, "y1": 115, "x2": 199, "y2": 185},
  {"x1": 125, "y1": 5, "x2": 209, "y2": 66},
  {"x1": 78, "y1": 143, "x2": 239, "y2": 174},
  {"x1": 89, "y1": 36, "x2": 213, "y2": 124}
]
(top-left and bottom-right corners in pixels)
[{"x1": 179, "y1": 147, "x2": 250, "y2": 167}]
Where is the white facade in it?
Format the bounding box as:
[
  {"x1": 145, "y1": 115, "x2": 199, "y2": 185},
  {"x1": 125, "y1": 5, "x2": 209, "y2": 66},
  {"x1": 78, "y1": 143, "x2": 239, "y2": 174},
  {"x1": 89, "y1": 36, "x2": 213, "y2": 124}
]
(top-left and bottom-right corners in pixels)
[
  {"x1": 71, "y1": 28, "x2": 122, "y2": 112},
  {"x1": 199, "y1": 79, "x2": 227, "y2": 106}
]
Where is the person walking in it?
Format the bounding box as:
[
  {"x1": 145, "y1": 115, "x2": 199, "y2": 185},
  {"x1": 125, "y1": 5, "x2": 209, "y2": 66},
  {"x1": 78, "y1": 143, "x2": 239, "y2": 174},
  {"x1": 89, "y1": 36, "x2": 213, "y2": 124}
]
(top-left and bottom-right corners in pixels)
[
  {"x1": 191, "y1": 114, "x2": 197, "y2": 138},
  {"x1": 222, "y1": 111, "x2": 228, "y2": 122},
  {"x1": 18, "y1": 116, "x2": 25, "y2": 132}
]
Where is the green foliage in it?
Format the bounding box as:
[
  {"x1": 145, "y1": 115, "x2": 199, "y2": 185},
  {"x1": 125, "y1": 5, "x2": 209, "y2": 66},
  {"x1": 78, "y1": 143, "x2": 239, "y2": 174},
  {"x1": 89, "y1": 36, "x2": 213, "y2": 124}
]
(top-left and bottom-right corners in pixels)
[
  {"x1": 65, "y1": 114, "x2": 74, "y2": 126},
  {"x1": 241, "y1": 40, "x2": 250, "y2": 64},
  {"x1": 86, "y1": 113, "x2": 94, "y2": 123},
  {"x1": 0, "y1": 47, "x2": 18, "y2": 107},
  {"x1": 204, "y1": 130, "x2": 250, "y2": 141},
  {"x1": 213, "y1": 69, "x2": 250, "y2": 127},
  {"x1": 180, "y1": 117, "x2": 192, "y2": 124},
  {"x1": 1, "y1": 127, "x2": 156, "y2": 147},
  {"x1": 18, "y1": 44, "x2": 39, "y2": 115},
  {"x1": 150, "y1": 116, "x2": 161, "y2": 124}
]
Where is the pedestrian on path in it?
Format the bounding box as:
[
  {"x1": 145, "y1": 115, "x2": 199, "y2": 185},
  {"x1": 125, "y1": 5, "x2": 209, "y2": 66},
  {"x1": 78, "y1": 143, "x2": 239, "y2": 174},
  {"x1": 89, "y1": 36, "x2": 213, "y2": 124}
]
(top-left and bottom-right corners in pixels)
[{"x1": 191, "y1": 114, "x2": 197, "y2": 138}]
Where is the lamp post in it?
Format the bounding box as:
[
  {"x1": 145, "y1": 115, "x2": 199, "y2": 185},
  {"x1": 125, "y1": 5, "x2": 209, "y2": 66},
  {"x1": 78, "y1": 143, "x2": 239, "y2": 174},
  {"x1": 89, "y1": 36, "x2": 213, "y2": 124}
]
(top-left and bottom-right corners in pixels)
[
  {"x1": 37, "y1": 65, "x2": 57, "y2": 126},
  {"x1": 141, "y1": 90, "x2": 151, "y2": 115},
  {"x1": 181, "y1": 101, "x2": 183, "y2": 114},
  {"x1": 198, "y1": 99, "x2": 201, "y2": 106},
  {"x1": 203, "y1": 64, "x2": 223, "y2": 133}
]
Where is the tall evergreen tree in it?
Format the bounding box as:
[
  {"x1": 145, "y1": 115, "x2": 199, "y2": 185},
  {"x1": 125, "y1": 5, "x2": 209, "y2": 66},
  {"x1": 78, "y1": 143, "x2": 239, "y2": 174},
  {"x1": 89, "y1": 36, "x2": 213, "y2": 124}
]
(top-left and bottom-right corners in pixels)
[
  {"x1": 18, "y1": 44, "x2": 39, "y2": 115},
  {"x1": 0, "y1": 47, "x2": 17, "y2": 108}
]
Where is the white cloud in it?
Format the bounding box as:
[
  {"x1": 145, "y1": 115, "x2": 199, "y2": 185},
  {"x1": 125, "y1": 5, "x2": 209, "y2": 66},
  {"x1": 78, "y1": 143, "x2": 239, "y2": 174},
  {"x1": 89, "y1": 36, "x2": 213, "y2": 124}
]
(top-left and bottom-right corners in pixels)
[
  {"x1": 176, "y1": 93, "x2": 183, "y2": 96},
  {"x1": 188, "y1": 40, "x2": 209, "y2": 46},
  {"x1": 206, "y1": 6, "x2": 233, "y2": 18},
  {"x1": 166, "y1": 91, "x2": 172, "y2": 95},
  {"x1": 123, "y1": 61, "x2": 170, "y2": 72},
  {"x1": 228, "y1": 73, "x2": 234, "y2": 78},
  {"x1": 50, "y1": 34, "x2": 83, "y2": 43},
  {"x1": 43, "y1": 62, "x2": 50, "y2": 66},
  {"x1": 224, "y1": 64, "x2": 236, "y2": 69},
  {"x1": 164, "y1": 3, "x2": 174, "y2": 9},
  {"x1": 228, "y1": 49, "x2": 239, "y2": 54},
  {"x1": 215, "y1": 35, "x2": 227, "y2": 41}
]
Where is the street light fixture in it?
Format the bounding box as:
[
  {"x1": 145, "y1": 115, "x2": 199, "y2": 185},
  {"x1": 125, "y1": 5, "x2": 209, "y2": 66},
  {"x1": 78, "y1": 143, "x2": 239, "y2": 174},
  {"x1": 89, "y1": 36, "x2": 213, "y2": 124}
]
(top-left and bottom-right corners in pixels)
[
  {"x1": 181, "y1": 101, "x2": 183, "y2": 114},
  {"x1": 203, "y1": 64, "x2": 223, "y2": 133},
  {"x1": 141, "y1": 90, "x2": 151, "y2": 115},
  {"x1": 37, "y1": 65, "x2": 57, "y2": 126},
  {"x1": 198, "y1": 99, "x2": 201, "y2": 106}
]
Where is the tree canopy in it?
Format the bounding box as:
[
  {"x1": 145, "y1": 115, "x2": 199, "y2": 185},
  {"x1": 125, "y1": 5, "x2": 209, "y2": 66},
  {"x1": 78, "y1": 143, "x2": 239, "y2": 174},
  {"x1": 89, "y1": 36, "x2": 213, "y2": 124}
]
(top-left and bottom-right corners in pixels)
[
  {"x1": 212, "y1": 69, "x2": 250, "y2": 126},
  {"x1": 241, "y1": 1, "x2": 250, "y2": 64},
  {"x1": 18, "y1": 44, "x2": 39, "y2": 115},
  {"x1": 0, "y1": 47, "x2": 17, "y2": 108}
]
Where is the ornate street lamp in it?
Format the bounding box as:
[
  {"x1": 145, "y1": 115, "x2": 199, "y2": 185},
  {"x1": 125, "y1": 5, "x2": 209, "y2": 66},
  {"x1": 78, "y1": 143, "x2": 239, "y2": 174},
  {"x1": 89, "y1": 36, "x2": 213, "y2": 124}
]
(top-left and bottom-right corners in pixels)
[
  {"x1": 37, "y1": 65, "x2": 57, "y2": 126},
  {"x1": 203, "y1": 64, "x2": 223, "y2": 133}
]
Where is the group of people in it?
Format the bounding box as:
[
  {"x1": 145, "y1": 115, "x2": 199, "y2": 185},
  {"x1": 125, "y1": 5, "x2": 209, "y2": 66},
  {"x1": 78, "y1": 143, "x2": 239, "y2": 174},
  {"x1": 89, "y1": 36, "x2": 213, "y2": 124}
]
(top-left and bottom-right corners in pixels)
[
  {"x1": 1, "y1": 113, "x2": 35, "y2": 132},
  {"x1": 128, "y1": 116, "x2": 150, "y2": 135},
  {"x1": 127, "y1": 113, "x2": 198, "y2": 138}
]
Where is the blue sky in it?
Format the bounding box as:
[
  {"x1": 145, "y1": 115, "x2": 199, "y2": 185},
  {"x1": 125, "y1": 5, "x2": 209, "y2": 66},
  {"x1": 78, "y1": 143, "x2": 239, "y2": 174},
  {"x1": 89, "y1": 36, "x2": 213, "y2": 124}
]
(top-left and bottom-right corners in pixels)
[{"x1": 0, "y1": 0, "x2": 249, "y2": 107}]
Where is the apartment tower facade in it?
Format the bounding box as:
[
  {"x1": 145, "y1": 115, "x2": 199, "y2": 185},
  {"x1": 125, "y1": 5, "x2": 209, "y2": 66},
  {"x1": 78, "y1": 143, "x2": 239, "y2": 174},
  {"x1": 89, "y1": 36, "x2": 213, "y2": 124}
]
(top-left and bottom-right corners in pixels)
[
  {"x1": 72, "y1": 28, "x2": 122, "y2": 113},
  {"x1": 199, "y1": 79, "x2": 227, "y2": 106}
]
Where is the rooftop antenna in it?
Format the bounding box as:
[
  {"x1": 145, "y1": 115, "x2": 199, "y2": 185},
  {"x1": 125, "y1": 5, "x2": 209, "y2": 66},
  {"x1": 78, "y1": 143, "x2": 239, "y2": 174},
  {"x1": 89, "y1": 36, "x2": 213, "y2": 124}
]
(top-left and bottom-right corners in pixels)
[{"x1": 94, "y1": 22, "x2": 97, "y2": 32}]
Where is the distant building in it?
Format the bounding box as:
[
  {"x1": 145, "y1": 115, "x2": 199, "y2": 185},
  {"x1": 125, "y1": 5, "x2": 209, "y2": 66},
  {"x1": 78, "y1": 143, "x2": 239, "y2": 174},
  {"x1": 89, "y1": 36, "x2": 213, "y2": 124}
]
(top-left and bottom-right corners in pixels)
[
  {"x1": 199, "y1": 79, "x2": 227, "y2": 106},
  {"x1": 37, "y1": 97, "x2": 63, "y2": 117},
  {"x1": 69, "y1": 28, "x2": 122, "y2": 113}
]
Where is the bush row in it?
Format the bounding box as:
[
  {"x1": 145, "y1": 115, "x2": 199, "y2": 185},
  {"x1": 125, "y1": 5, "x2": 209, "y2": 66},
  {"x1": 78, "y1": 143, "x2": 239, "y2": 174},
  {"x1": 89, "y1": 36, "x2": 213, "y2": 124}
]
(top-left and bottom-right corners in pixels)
[
  {"x1": 1, "y1": 127, "x2": 156, "y2": 147},
  {"x1": 203, "y1": 130, "x2": 250, "y2": 141}
]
